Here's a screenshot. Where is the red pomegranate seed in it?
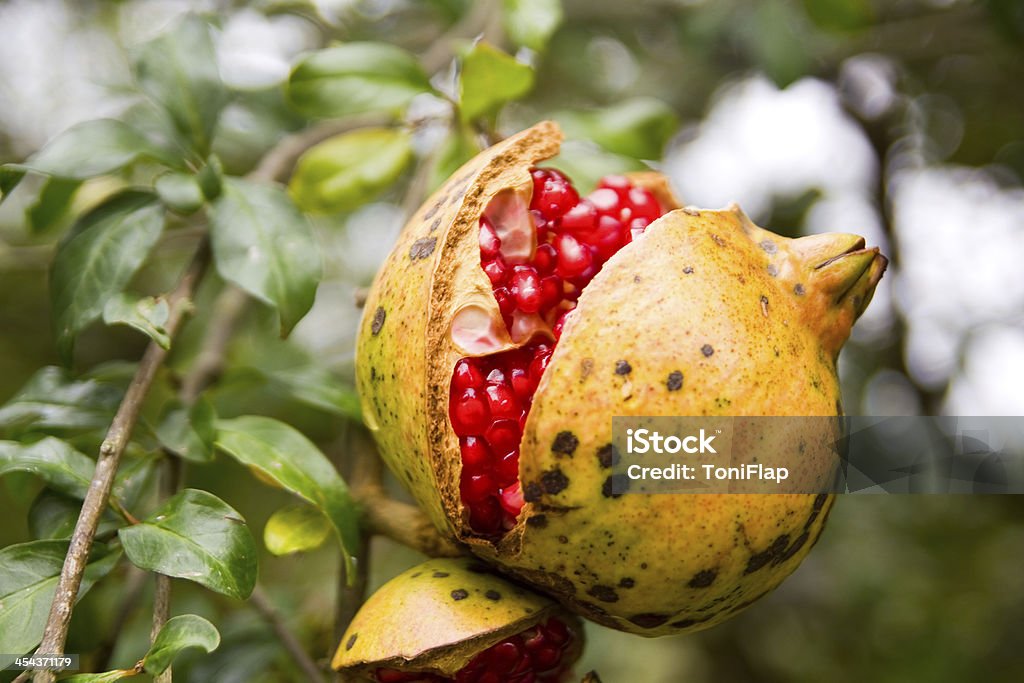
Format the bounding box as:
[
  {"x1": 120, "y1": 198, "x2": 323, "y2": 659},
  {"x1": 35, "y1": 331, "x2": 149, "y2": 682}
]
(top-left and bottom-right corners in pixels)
[
  {"x1": 495, "y1": 450, "x2": 519, "y2": 486},
  {"x1": 482, "y1": 256, "x2": 508, "y2": 285},
  {"x1": 588, "y1": 187, "x2": 620, "y2": 214},
  {"x1": 452, "y1": 359, "x2": 484, "y2": 391},
  {"x1": 529, "y1": 169, "x2": 578, "y2": 217},
  {"x1": 559, "y1": 200, "x2": 597, "y2": 234},
  {"x1": 461, "y1": 473, "x2": 495, "y2": 503},
  {"x1": 628, "y1": 186, "x2": 661, "y2": 221},
  {"x1": 485, "y1": 419, "x2": 521, "y2": 457},
  {"x1": 451, "y1": 387, "x2": 489, "y2": 435},
  {"x1": 533, "y1": 243, "x2": 556, "y2": 274},
  {"x1": 510, "y1": 266, "x2": 542, "y2": 314},
  {"x1": 479, "y1": 218, "x2": 501, "y2": 258},
  {"x1": 499, "y1": 482, "x2": 524, "y2": 516},
  {"x1": 460, "y1": 436, "x2": 492, "y2": 473},
  {"x1": 452, "y1": 169, "x2": 665, "y2": 536},
  {"x1": 553, "y1": 233, "x2": 593, "y2": 279},
  {"x1": 485, "y1": 384, "x2": 521, "y2": 421}
]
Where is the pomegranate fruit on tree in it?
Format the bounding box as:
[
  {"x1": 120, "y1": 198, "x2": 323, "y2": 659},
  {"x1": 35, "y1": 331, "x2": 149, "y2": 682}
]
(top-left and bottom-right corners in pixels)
[
  {"x1": 356, "y1": 122, "x2": 887, "y2": 635},
  {"x1": 332, "y1": 558, "x2": 583, "y2": 682}
]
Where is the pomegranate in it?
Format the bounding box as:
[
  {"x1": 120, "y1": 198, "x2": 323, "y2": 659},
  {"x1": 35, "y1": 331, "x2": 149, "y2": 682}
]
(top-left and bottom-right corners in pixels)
[
  {"x1": 356, "y1": 122, "x2": 887, "y2": 635},
  {"x1": 331, "y1": 558, "x2": 582, "y2": 681}
]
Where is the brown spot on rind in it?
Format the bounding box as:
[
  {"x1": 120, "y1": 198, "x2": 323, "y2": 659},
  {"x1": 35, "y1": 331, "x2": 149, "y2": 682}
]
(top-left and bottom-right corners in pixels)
[
  {"x1": 602, "y1": 474, "x2": 629, "y2": 498},
  {"x1": 629, "y1": 613, "x2": 670, "y2": 628},
  {"x1": 760, "y1": 294, "x2": 769, "y2": 317},
  {"x1": 767, "y1": 263, "x2": 779, "y2": 277},
  {"x1": 423, "y1": 199, "x2": 443, "y2": 221},
  {"x1": 523, "y1": 482, "x2": 543, "y2": 502},
  {"x1": 587, "y1": 585, "x2": 620, "y2": 603},
  {"x1": 794, "y1": 283, "x2": 806, "y2": 296},
  {"x1": 744, "y1": 534, "x2": 791, "y2": 574},
  {"x1": 614, "y1": 360, "x2": 632, "y2": 375},
  {"x1": 409, "y1": 237, "x2": 437, "y2": 260},
  {"x1": 551, "y1": 431, "x2": 579, "y2": 456},
  {"x1": 451, "y1": 589, "x2": 469, "y2": 601},
  {"x1": 760, "y1": 239, "x2": 778, "y2": 254},
  {"x1": 596, "y1": 444, "x2": 620, "y2": 468},
  {"x1": 526, "y1": 514, "x2": 548, "y2": 528},
  {"x1": 485, "y1": 590, "x2": 501, "y2": 601},
  {"x1": 371, "y1": 307, "x2": 386, "y2": 335},
  {"x1": 429, "y1": 216, "x2": 442, "y2": 232},
  {"x1": 345, "y1": 634, "x2": 357, "y2": 650},
  {"x1": 682, "y1": 207, "x2": 700, "y2": 216},
  {"x1": 683, "y1": 266, "x2": 694, "y2": 274},
  {"x1": 688, "y1": 569, "x2": 717, "y2": 588},
  {"x1": 666, "y1": 370, "x2": 683, "y2": 391},
  {"x1": 701, "y1": 344, "x2": 714, "y2": 357},
  {"x1": 540, "y1": 468, "x2": 569, "y2": 495},
  {"x1": 432, "y1": 571, "x2": 450, "y2": 578},
  {"x1": 618, "y1": 577, "x2": 635, "y2": 588}
]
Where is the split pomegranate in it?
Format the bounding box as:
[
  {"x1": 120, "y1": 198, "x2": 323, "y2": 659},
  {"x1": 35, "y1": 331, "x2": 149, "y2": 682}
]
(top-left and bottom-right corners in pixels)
[
  {"x1": 374, "y1": 617, "x2": 575, "y2": 683},
  {"x1": 449, "y1": 169, "x2": 666, "y2": 535}
]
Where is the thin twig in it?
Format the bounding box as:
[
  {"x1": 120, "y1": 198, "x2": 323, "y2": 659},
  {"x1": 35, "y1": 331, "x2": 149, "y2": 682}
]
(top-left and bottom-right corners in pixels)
[
  {"x1": 332, "y1": 427, "x2": 379, "y2": 662},
  {"x1": 356, "y1": 486, "x2": 462, "y2": 558},
  {"x1": 149, "y1": 456, "x2": 181, "y2": 683},
  {"x1": 250, "y1": 587, "x2": 327, "y2": 683},
  {"x1": 32, "y1": 240, "x2": 211, "y2": 683}
]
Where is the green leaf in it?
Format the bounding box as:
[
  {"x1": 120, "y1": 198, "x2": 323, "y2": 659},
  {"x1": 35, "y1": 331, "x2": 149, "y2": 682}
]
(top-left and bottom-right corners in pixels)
[
  {"x1": 745, "y1": 0, "x2": 812, "y2": 88},
  {"x1": 802, "y1": 0, "x2": 873, "y2": 32},
  {"x1": 264, "y1": 504, "x2": 332, "y2": 556},
  {"x1": 132, "y1": 15, "x2": 227, "y2": 156},
  {"x1": 143, "y1": 614, "x2": 221, "y2": 674},
  {"x1": 119, "y1": 489, "x2": 258, "y2": 600},
  {"x1": 111, "y1": 453, "x2": 160, "y2": 508},
  {"x1": 503, "y1": 0, "x2": 564, "y2": 51},
  {"x1": 102, "y1": 293, "x2": 172, "y2": 350},
  {"x1": 556, "y1": 98, "x2": 680, "y2": 160},
  {"x1": 155, "y1": 397, "x2": 217, "y2": 463},
  {"x1": 197, "y1": 155, "x2": 224, "y2": 201},
  {"x1": 210, "y1": 179, "x2": 321, "y2": 336},
  {"x1": 289, "y1": 128, "x2": 413, "y2": 214},
  {"x1": 0, "y1": 165, "x2": 25, "y2": 200},
  {"x1": 50, "y1": 191, "x2": 165, "y2": 363},
  {"x1": 3, "y1": 119, "x2": 181, "y2": 185},
  {"x1": 27, "y1": 177, "x2": 81, "y2": 234},
  {"x1": 155, "y1": 172, "x2": 205, "y2": 214},
  {"x1": 286, "y1": 42, "x2": 431, "y2": 118},
  {"x1": 265, "y1": 365, "x2": 361, "y2": 420},
  {"x1": 0, "y1": 366, "x2": 121, "y2": 437},
  {"x1": 28, "y1": 489, "x2": 123, "y2": 540},
  {"x1": 0, "y1": 540, "x2": 120, "y2": 654},
  {"x1": 429, "y1": 125, "x2": 480, "y2": 192},
  {"x1": 459, "y1": 42, "x2": 534, "y2": 123},
  {"x1": 0, "y1": 437, "x2": 96, "y2": 499},
  {"x1": 215, "y1": 416, "x2": 359, "y2": 579}
]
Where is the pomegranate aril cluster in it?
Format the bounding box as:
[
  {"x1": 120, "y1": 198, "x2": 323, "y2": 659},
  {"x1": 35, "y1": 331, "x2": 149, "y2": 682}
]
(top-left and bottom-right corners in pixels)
[
  {"x1": 374, "y1": 617, "x2": 574, "y2": 683},
  {"x1": 452, "y1": 169, "x2": 664, "y2": 535}
]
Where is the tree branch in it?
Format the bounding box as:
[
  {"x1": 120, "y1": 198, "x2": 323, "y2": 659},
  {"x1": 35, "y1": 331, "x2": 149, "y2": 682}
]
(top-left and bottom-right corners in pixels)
[
  {"x1": 32, "y1": 240, "x2": 211, "y2": 683},
  {"x1": 250, "y1": 587, "x2": 327, "y2": 683},
  {"x1": 355, "y1": 485, "x2": 462, "y2": 558}
]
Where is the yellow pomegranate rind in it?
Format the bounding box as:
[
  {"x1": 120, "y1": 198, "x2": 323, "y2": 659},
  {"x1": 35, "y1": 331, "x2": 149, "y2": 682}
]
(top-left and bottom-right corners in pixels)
[{"x1": 331, "y1": 558, "x2": 579, "y2": 677}]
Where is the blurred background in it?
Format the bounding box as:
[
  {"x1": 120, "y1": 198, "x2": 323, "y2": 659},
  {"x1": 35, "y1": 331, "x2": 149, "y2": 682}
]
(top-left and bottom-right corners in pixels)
[{"x1": 1, "y1": 0, "x2": 1023, "y2": 681}]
